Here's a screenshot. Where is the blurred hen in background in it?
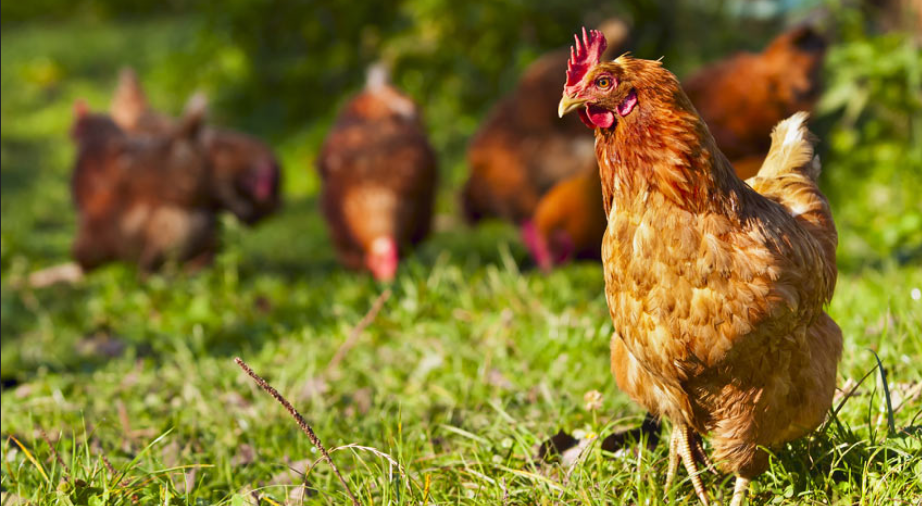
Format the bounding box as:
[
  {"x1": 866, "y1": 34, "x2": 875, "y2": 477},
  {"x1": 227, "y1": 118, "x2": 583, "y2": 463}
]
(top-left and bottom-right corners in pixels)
[
  {"x1": 461, "y1": 19, "x2": 631, "y2": 225},
  {"x1": 684, "y1": 25, "x2": 827, "y2": 179},
  {"x1": 522, "y1": 167, "x2": 605, "y2": 271},
  {"x1": 317, "y1": 64, "x2": 437, "y2": 281},
  {"x1": 523, "y1": 25, "x2": 828, "y2": 271},
  {"x1": 110, "y1": 69, "x2": 282, "y2": 225},
  {"x1": 70, "y1": 98, "x2": 216, "y2": 272}
]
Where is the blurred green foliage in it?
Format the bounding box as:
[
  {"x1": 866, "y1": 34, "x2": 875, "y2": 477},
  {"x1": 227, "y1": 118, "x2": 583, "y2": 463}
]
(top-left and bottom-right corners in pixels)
[
  {"x1": 817, "y1": 9, "x2": 922, "y2": 269},
  {"x1": 186, "y1": 0, "x2": 656, "y2": 150},
  {"x1": 0, "y1": 0, "x2": 191, "y2": 25}
]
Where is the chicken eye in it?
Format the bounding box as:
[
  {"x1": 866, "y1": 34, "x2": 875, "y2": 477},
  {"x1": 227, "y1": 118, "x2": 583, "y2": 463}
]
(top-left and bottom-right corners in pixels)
[{"x1": 596, "y1": 77, "x2": 612, "y2": 89}]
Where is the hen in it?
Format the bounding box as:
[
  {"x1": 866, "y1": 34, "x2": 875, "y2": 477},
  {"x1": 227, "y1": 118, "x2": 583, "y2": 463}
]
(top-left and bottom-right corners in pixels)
[
  {"x1": 462, "y1": 20, "x2": 629, "y2": 224},
  {"x1": 525, "y1": 25, "x2": 826, "y2": 269},
  {"x1": 521, "y1": 167, "x2": 604, "y2": 271},
  {"x1": 110, "y1": 69, "x2": 281, "y2": 224},
  {"x1": 684, "y1": 25, "x2": 827, "y2": 179},
  {"x1": 317, "y1": 65, "x2": 437, "y2": 281},
  {"x1": 71, "y1": 99, "x2": 216, "y2": 272},
  {"x1": 558, "y1": 29, "x2": 841, "y2": 506}
]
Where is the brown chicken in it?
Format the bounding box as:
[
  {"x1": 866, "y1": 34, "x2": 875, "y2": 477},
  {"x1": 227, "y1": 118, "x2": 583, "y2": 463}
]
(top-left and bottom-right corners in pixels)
[
  {"x1": 525, "y1": 25, "x2": 826, "y2": 269},
  {"x1": 71, "y1": 99, "x2": 216, "y2": 272},
  {"x1": 684, "y1": 25, "x2": 827, "y2": 179},
  {"x1": 461, "y1": 20, "x2": 629, "y2": 225},
  {"x1": 317, "y1": 65, "x2": 437, "y2": 281},
  {"x1": 558, "y1": 29, "x2": 841, "y2": 506},
  {"x1": 110, "y1": 70, "x2": 281, "y2": 224},
  {"x1": 521, "y1": 167, "x2": 605, "y2": 271}
]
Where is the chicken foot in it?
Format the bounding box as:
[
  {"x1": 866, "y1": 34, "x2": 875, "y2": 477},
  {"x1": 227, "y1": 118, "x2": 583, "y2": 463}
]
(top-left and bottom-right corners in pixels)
[{"x1": 663, "y1": 425, "x2": 710, "y2": 505}]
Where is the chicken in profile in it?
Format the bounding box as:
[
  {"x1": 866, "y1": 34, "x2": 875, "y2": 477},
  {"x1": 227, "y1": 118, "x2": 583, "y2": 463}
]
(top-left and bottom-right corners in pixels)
[
  {"x1": 317, "y1": 65, "x2": 437, "y2": 281},
  {"x1": 524, "y1": 25, "x2": 826, "y2": 269},
  {"x1": 462, "y1": 19, "x2": 629, "y2": 224},
  {"x1": 71, "y1": 99, "x2": 216, "y2": 272},
  {"x1": 558, "y1": 29, "x2": 841, "y2": 506},
  {"x1": 110, "y1": 69, "x2": 281, "y2": 224}
]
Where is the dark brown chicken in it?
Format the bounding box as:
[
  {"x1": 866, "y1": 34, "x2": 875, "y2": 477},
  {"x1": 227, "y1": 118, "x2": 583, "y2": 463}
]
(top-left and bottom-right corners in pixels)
[
  {"x1": 558, "y1": 29, "x2": 841, "y2": 506},
  {"x1": 317, "y1": 65, "x2": 437, "y2": 281},
  {"x1": 71, "y1": 99, "x2": 216, "y2": 272},
  {"x1": 524, "y1": 25, "x2": 826, "y2": 269},
  {"x1": 110, "y1": 70, "x2": 281, "y2": 224},
  {"x1": 462, "y1": 20, "x2": 629, "y2": 224}
]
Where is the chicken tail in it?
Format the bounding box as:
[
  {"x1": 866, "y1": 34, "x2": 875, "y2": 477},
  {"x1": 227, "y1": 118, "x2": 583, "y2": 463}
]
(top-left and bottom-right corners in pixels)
[
  {"x1": 748, "y1": 112, "x2": 837, "y2": 297},
  {"x1": 753, "y1": 111, "x2": 819, "y2": 181}
]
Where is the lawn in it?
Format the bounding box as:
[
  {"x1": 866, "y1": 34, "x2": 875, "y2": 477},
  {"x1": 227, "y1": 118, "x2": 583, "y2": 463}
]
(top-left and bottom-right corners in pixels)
[{"x1": 1, "y1": 16, "x2": 921, "y2": 506}]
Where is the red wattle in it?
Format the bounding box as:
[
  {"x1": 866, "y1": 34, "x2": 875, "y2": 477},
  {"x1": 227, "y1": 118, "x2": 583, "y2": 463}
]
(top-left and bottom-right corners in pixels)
[
  {"x1": 577, "y1": 108, "x2": 595, "y2": 129},
  {"x1": 585, "y1": 105, "x2": 615, "y2": 129}
]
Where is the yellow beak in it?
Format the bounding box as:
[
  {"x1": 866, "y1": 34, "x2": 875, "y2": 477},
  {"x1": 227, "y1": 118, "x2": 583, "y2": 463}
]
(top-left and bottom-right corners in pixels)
[{"x1": 558, "y1": 95, "x2": 588, "y2": 118}]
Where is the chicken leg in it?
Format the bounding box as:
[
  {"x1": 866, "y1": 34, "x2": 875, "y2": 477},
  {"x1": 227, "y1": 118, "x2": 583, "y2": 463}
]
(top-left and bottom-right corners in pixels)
[
  {"x1": 664, "y1": 425, "x2": 710, "y2": 505},
  {"x1": 730, "y1": 476, "x2": 750, "y2": 506},
  {"x1": 664, "y1": 427, "x2": 680, "y2": 494},
  {"x1": 691, "y1": 432, "x2": 718, "y2": 474}
]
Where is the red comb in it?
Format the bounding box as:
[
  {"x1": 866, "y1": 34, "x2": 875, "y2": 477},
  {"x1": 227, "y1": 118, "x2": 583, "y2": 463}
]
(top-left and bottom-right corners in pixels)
[{"x1": 565, "y1": 28, "x2": 608, "y2": 95}]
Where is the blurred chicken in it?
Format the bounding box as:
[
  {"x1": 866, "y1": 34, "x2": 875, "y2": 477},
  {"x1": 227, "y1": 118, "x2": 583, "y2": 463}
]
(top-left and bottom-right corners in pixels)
[
  {"x1": 317, "y1": 65, "x2": 437, "y2": 281},
  {"x1": 559, "y1": 29, "x2": 841, "y2": 506},
  {"x1": 461, "y1": 19, "x2": 629, "y2": 224},
  {"x1": 521, "y1": 167, "x2": 604, "y2": 271},
  {"x1": 71, "y1": 98, "x2": 216, "y2": 272},
  {"x1": 684, "y1": 25, "x2": 827, "y2": 179},
  {"x1": 525, "y1": 25, "x2": 827, "y2": 269},
  {"x1": 110, "y1": 69, "x2": 281, "y2": 224}
]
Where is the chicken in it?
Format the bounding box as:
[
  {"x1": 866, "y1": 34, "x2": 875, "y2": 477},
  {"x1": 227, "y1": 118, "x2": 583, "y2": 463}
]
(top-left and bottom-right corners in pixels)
[
  {"x1": 684, "y1": 25, "x2": 827, "y2": 179},
  {"x1": 461, "y1": 20, "x2": 629, "y2": 224},
  {"x1": 524, "y1": 26, "x2": 826, "y2": 269},
  {"x1": 521, "y1": 167, "x2": 604, "y2": 271},
  {"x1": 71, "y1": 98, "x2": 216, "y2": 272},
  {"x1": 558, "y1": 29, "x2": 841, "y2": 506},
  {"x1": 317, "y1": 65, "x2": 437, "y2": 281},
  {"x1": 110, "y1": 69, "x2": 281, "y2": 224}
]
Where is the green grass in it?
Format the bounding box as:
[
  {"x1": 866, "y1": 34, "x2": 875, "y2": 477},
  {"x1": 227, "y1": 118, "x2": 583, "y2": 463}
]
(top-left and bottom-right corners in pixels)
[{"x1": 2, "y1": 17, "x2": 921, "y2": 506}]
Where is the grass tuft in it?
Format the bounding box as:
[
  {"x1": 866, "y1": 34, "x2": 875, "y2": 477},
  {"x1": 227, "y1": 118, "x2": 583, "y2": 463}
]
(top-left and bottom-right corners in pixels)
[{"x1": 234, "y1": 357, "x2": 360, "y2": 506}]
